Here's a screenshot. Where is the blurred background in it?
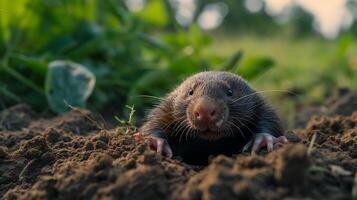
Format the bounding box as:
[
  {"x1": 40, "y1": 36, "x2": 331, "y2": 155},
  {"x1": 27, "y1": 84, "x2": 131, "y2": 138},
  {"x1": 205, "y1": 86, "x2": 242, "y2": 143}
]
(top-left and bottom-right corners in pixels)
[{"x1": 0, "y1": 0, "x2": 356, "y2": 128}]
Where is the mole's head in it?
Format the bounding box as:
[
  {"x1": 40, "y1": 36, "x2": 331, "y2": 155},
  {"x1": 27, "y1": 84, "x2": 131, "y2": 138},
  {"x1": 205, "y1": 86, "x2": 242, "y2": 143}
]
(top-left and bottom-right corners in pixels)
[{"x1": 171, "y1": 71, "x2": 257, "y2": 140}]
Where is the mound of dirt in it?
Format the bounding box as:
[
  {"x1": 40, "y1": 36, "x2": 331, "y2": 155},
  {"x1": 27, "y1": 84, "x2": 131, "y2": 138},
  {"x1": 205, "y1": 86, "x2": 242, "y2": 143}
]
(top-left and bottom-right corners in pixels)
[
  {"x1": 0, "y1": 105, "x2": 356, "y2": 200},
  {"x1": 0, "y1": 104, "x2": 36, "y2": 131},
  {"x1": 295, "y1": 89, "x2": 357, "y2": 128}
]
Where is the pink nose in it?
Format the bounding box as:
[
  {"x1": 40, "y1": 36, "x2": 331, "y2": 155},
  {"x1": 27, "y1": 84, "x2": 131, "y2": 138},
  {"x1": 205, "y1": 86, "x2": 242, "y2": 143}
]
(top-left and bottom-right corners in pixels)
[{"x1": 193, "y1": 101, "x2": 218, "y2": 123}]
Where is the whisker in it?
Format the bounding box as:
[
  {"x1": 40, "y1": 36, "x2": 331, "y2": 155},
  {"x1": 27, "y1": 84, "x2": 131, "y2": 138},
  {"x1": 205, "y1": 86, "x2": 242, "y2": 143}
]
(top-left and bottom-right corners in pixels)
[
  {"x1": 179, "y1": 125, "x2": 189, "y2": 144},
  {"x1": 232, "y1": 89, "x2": 298, "y2": 104},
  {"x1": 164, "y1": 115, "x2": 186, "y2": 130},
  {"x1": 233, "y1": 118, "x2": 254, "y2": 138},
  {"x1": 185, "y1": 124, "x2": 191, "y2": 142},
  {"x1": 227, "y1": 124, "x2": 234, "y2": 137},
  {"x1": 174, "y1": 120, "x2": 187, "y2": 138},
  {"x1": 136, "y1": 94, "x2": 166, "y2": 102},
  {"x1": 228, "y1": 121, "x2": 246, "y2": 139}
]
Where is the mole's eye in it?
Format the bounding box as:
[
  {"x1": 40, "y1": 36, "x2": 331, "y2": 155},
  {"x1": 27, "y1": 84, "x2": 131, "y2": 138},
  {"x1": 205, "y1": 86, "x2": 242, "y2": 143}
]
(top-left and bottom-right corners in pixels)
[
  {"x1": 188, "y1": 89, "x2": 194, "y2": 96},
  {"x1": 226, "y1": 89, "x2": 233, "y2": 97}
]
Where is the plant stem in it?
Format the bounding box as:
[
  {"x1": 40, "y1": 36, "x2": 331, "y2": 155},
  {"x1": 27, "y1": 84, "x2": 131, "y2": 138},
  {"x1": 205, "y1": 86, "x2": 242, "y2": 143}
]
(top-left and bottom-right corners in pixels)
[
  {"x1": 1, "y1": 63, "x2": 45, "y2": 96},
  {"x1": 0, "y1": 84, "x2": 21, "y2": 102}
]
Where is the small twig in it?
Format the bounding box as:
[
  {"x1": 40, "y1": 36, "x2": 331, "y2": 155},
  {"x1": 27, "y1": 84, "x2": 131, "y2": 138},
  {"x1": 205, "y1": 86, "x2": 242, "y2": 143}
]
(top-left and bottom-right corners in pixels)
[
  {"x1": 64, "y1": 101, "x2": 107, "y2": 130},
  {"x1": 307, "y1": 133, "x2": 317, "y2": 156},
  {"x1": 308, "y1": 165, "x2": 329, "y2": 172},
  {"x1": 19, "y1": 159, "x2": 36, "y2": 182}
]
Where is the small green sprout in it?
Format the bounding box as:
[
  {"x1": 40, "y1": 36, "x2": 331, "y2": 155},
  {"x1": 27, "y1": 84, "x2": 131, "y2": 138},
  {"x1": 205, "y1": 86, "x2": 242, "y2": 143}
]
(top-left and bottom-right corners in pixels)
[{"x1": 115, "y1": 105, "x2": 137, "y2": 134}]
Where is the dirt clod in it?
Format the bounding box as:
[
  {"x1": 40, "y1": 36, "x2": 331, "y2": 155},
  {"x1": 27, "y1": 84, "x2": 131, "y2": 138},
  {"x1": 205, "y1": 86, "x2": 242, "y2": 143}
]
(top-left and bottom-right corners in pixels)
[{"x1": 274, "y1": 144, "x2": 309, "y2": 186}]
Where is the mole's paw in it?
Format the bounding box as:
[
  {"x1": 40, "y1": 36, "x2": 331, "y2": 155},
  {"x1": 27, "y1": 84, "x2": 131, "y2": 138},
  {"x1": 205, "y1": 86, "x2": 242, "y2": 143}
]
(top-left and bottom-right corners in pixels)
[
  {"x1": 133, "y1": 132, "x2": 145, "y2": 142},
  {"x1": 247, "y1": 133, "x2": 288, "y2": 154},
  {"x1": 133, "y1": 132, "x2": 173, "y2": 158},
  {"x1": 146, "y1": 137, "x2": 173, "y2": 158}
]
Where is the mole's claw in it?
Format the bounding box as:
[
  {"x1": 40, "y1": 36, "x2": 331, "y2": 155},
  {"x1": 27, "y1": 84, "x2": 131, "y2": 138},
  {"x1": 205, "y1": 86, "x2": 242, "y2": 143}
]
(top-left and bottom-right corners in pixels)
[
  {"x1": 156, "y1": 139, "x2": 164, "y2": 153},
  {"x1": 273, "y1": 136, "x2": 288, "y2": 148},
  {"x1": 164, "y1": 144, "x2": 173, "y2": 158},
  {"x1": 133, "y1": 132, "x2": 144, "y2": 142},
  {"x1": 242, "y1": 140, "x2": 253, "y2": 153},
  {"x1": 147, "y1": 137, "x2": 173, "y2": 158},
  {"x1": 276, "y1": 136, "x2": 288, "y2": 144},
  {"x1": 267, "y1": 137, "x2": 274, "y2": 152},
  {"x1": 252, "y1": 133, "x2": 271, "y2": 154},
  {"x1": 250, "y1": 133, "x2": 288, "y2": 154},
  {"x1": 252, "y1": 135, "x2": 264, "y2": 154}
]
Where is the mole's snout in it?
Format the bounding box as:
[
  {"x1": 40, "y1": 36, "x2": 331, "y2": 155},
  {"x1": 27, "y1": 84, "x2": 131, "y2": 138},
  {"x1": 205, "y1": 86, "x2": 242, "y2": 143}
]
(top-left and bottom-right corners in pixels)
[
  {"x1": 194, "y1": 105, "x2": 217, "y2": 123},
  {"x1": 193, "y1": 98, "x2": 219, "y2": 125}
]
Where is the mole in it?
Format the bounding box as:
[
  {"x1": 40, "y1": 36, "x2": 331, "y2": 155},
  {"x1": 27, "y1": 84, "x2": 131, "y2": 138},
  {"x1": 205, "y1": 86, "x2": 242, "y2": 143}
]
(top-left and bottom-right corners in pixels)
[{"x1": 135, "y1": 71, "x2": 288, "y2": 165}]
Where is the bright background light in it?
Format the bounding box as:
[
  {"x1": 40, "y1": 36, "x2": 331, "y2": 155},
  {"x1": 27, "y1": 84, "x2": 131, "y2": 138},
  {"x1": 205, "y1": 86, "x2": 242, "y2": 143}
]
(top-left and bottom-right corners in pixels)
[
  {"x1": 125, "y1": 0, "x2": 355, "y2": 39},
  {"x1": 264, "y1": 0, "x2": 353, "y2": 39}
]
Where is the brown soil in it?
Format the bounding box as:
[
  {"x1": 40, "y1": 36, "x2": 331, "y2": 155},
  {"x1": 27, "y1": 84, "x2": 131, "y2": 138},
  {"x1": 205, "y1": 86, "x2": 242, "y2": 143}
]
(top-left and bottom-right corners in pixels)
[
  {"x1": 0, "y1": 104, "x2": 356, "y2": 200},
  {"x1": 295, "y1": 89, "x2": 357, "y2": 128}
]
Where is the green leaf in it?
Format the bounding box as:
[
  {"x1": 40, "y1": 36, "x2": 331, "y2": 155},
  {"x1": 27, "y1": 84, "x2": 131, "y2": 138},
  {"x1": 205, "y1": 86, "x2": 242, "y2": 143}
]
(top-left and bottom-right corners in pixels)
[
  {"x1": 167, "y1": 55, "x2": 201, "y2": 76},
  {"x1": 137, "y1": 0, "x2": 168, "y2": 26},
  {"x1": 189, "y1": 24, "x2": 211, "y2": 50},
  {"x1": 45, "y1": 36, "x2": 77, "y2": 54},
  {"x1": 222, "y1": 50, "x2": 243, "y2": 72},
  {"x1": 104, "y1": 0, "x2": 130, "y2": 24},
  {"x1": 73, "y1": 21, "x2": 102, "y2": 43},
  {"x1": 9, "y1": 54, "x2": 47, "y2": 76},
  {"x1": 126, "y1": 69, "x2": 176, "y2": 117},
  {"x1": 337, "y1": 34, "x2": 352, "y2": 58},
  {"x1": 127, "y1": 69, "x2": 175, "y2": 101},
  {"x1": 45, "y1": 60, "x2": 96, "y2": 114},
  {"x1": 138, "y1": 32, "x2": 172, "y2": 52},
  {"x1": 238, "y1": 57, "x2": 275, "y2": 80}
]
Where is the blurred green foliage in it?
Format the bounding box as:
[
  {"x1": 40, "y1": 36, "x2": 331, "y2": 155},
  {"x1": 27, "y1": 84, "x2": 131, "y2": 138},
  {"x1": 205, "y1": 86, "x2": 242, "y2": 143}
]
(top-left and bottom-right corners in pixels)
[
  {"x1": 0, "y1": 0, "x2": 356, "y2": 125},
  {"x1": 0, "y1": 0, "x2": 207, "y2": 116},
  {"x1": 1, "y1": 0, "x2": 259, "y2": 120},
  {"x1": 209, "y1": 33, "x2": 356, "y2": 102}
]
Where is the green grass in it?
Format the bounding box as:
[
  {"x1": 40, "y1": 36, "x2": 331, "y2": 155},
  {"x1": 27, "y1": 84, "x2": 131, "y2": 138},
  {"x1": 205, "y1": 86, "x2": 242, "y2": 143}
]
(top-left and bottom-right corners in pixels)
[{"x1": 207, "y1": 33, "x2": 357, "y2": 101}]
